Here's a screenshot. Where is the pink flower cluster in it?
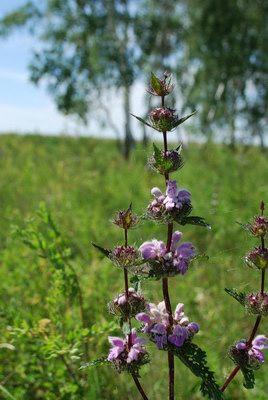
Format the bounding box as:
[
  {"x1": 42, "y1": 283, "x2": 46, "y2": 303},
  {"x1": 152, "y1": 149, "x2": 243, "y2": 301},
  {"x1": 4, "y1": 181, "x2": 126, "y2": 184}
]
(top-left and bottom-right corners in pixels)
[
  {"x1": 136, "y1": 301, "x2": 199, "y2": 349},
  {"x1": 108, "y1": 329, "x2": 147, "y2": 365},
  {"x1": 139, "y1": 231, "x2": 195, "y2": 275},
  {"x1": 113, "y1": 288, "x2": 141, "y2": 306},
  {"x1": 148, "y1": 180, "x2": 191, "y2": 218},
  {"x1": 245, "y1": 246, "x2": 268, "y2": 270},
  {"x1": 149, "y1": 107, "x2": 176, "y2": 122},
  {"x1": 246, "y1": 215, "x2": 268, "y2": 238},
  {"x1": 236, "y1": 335, "x2": 268, "y2": 366},
  {"x1": 245, "y1": 292, "x2": 268, "y2": 315}
]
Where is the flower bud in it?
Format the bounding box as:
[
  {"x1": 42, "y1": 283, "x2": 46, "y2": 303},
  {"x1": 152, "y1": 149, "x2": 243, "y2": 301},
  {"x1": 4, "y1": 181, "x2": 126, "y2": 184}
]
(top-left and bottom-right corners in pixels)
[
  {"x1": 107, "y1": 329, "x2": 149, "y2": 374},
  {"x1": 244, "y1": 214, "x2": 268, "y2": 238},
  {"x1": 110, "y1": 245, "x2": 140, "y2": 268},
  {"x1": 245, "y1": 292, "x2": 268, "y2": 316},
  {"x1": 148, "y1": 147, "x2": 184, "y2": 175},
  {"x1": 245, "y1": 247, "x2": 268, "y2": 270},
  {"x1": 113, "y1": 204, "x2": 139, "y2": 230},
  {"x1": 108, "y1": 288, "x2": 146, "y2": 319},
  {"x1": 229, "y1": 336, "x2": 268, "y2": 370},
  {"x1": 147, "y1": 72, "x2": 174, "y2": 97},
  {"x1": 149, "y1": 107, "x2": 179, "y2": 132}
]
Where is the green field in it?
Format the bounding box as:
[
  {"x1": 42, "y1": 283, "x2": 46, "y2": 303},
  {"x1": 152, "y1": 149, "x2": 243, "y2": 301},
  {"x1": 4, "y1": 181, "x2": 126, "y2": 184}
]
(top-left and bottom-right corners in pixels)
[{"x1": 1, "y1": 134, "x2": 268, "y2": 399}]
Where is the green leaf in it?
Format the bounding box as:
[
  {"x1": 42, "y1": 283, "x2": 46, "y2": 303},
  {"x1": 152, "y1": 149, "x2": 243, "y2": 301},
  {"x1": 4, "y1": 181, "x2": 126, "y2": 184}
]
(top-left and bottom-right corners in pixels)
[
  {"x1": 92, "y1": 242, "x2": 111, "y2": 258},
  {"x1": 130, "y1": 113, "x2": 153, "y2": 129},
  {"x1": 80, "y1": 356, "x2": 109, "y2": 369},
  {"x1": 241, "y1": 367, "x2": 255, "y2": 389},
  {"x1": 172, "y1": 341, "x2": 223, "y2": 399},
  {"x1": 0, "y1": 343, "x2": 15, "y2": 351},
  {"x1": 225, "y1": 288, "x2": 246, "y2": 306},
  {"x1": 122, "y1": 321, "x2": 131, "y2": 335},
  {"x1": 177, "y1": 215, "x2": 210, "y2": 228},
  {"x1": 173, "y1": 111, "x2": 196, "y2": 127},
  {"x1": 150, "y1": 72, "x2": 162, "y2": 93},
  {"x1": 0, "y1": 385, "x2": 17, "y2": 400},
  {"x1": 153, "y1": 143, "x2": 162, "y2": 163}
]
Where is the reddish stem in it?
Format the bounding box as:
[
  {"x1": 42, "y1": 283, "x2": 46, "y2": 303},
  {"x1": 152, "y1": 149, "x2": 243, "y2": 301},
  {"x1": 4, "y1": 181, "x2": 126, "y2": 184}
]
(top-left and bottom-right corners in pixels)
[
  {"x1": 161, "y1": 95, "x2": 175, "y2": 399},
  {"x1": 247, "y1": 316, "x2": 262, "y2": 345},
  {"x1": 261, "y1": 270, "x2": 265, "y2": 295},
  {"x1": 131, "y1": 373, "x2": 149, "y2": 400},
  {"x1": 123, "y1": 228, "x2": 147, "y2": 398},
  {"x1": 220, "y1": 366, "x2": 240, "y2": 393}
]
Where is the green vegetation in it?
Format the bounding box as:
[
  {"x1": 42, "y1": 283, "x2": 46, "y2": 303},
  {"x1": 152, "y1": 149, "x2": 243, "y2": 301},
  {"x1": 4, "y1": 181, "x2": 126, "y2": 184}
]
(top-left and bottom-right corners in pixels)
[{"x1": 0, "y1": 134, "x2": 268, "y2": 399}]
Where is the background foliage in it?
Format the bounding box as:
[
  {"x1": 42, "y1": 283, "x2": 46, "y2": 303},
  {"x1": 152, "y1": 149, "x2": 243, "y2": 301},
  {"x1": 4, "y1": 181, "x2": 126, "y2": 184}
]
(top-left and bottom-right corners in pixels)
[{"x1": 1, "y1": 134, "x2": 268, "y2": 399}]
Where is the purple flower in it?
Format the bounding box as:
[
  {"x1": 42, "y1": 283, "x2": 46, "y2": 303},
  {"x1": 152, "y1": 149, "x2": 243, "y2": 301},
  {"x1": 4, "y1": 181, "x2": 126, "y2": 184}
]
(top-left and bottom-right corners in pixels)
[
  {"x1": 235, "y1": 341, "x2": 247, "y2": 350},
  {"x1": 252, "y1": 335, "x2": 268, "y2": 351},
  {"x1": 126, "y1": 330, "x2": 146, "y2": 363},
  {"x1": 108, "y1": 337, "x2": 125, "y2": 361},
  {"x1": 136, "y1": 301, "x2": 199, "y2": 350},
  {"x1": 107, "y1": 329, "x2": 146, "y2": 365},
  {"x1": 147, "y1": 180, "x2": 192, "y2": 221},
  {"x1": 163, "y1": 180, "x2": 191, "y2": 212},
  {"x1": 188, "y1": 322, "x2": 200, "y2": 334},
  {"x1": 139, "y1": 239, "x2": 166, "y2": 260},
  {"x1": 139, "y1": 231, "x2": 195, "y2": 276},
  {"x1": 115, "y1": 288, "x2": 136, "y2": 305},
  {"x1": 136, "y1": 312, "x2": 151, "y2": 324},
  {"x1": 234, "y1": 335, "x2": 268, "y2": 367},
  {"x1": 172, "y1": 242, "x2": 196, "y2": 275},
  {"x1": 168, "y1": 325, "x2": 189, "y2": 347}
]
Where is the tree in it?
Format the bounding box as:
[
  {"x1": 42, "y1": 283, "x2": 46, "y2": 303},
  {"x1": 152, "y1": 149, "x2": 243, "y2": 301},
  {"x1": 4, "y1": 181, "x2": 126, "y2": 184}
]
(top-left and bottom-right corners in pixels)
[
  {"x1": 0, "y1": 0, "x2": 147, "y2": 159},
  {"x1": 180, "y1": 0, "x2": 268, "y2": 146}
]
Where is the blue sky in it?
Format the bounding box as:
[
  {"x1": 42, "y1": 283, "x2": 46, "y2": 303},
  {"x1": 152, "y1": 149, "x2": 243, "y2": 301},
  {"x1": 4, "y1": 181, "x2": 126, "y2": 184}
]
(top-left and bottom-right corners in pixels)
[{"x1": 0, "y1": 0, "x2": 148, "y2": 138}]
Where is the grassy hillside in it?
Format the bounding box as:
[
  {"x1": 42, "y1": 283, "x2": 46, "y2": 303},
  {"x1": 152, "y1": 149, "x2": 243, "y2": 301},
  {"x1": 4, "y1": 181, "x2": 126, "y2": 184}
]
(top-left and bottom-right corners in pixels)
[{"x1": 0, "y1": 134, "x2": 268, "y2": 399}]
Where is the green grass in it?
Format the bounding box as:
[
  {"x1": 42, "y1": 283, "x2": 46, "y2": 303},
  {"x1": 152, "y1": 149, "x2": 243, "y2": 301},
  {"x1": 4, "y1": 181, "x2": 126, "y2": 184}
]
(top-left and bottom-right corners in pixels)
[{"x1": 1, "y1": 133, "x2": 268, "y2": 399}]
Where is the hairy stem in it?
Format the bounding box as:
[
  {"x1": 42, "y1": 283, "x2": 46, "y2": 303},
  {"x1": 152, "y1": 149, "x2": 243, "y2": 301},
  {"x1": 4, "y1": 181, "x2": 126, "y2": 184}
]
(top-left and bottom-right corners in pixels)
[
  {"x1": 131, "y1": 373, "x2": 149, "y2": 400},
  {"x1": 123, "y1": 229, "x2": 131, "y2": 347},
  {"x1": 124, "y1": 228, "x2": 147, "y2": 398},
  {"x1": 261, "y1": 270, "x2": 265, "y2": 295},
  {"x1": 161, "y1": 95, "x2": 175, "y2": 400},
  {"x1": 248, "y1": 316, "x2": 262, "y2": 345},
  {"x1": 220, "y1": 366, "x2": 240, "y2": 393}
]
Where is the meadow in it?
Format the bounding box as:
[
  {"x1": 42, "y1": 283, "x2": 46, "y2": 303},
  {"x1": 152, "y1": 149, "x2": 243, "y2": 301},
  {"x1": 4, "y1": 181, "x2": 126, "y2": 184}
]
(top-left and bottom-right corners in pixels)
[{"x1": 0, "y1": 133, "x2": 268, "y2": 399}]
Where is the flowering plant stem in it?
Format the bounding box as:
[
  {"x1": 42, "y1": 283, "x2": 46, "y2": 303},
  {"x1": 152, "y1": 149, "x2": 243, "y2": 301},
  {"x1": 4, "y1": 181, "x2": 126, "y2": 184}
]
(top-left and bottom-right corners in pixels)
[
  {"x1": 162, "y1": 95, "x2": 175, "y2": 400},
  {"x1": 221, "y1": 204, "x2": 266, "y2": 392},
  {"x1": 123, "y1": 228, "x2": 148, "y2": 400}
]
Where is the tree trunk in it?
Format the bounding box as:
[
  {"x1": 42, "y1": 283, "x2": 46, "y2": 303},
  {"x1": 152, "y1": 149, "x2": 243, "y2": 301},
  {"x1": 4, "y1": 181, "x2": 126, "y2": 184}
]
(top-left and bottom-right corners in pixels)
[
  {"x1": 123, "y1": 84, "x2": 134, "y2": 160},
  {"x1": 142, "y1": 124, "x2": 148, "y2": 148},
  {"x1": 229, "y1": 116, "x2": 236, "y2": 149},
  {"x1": 257, "y1": 130, "x2": 265, "y2": 149}
]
